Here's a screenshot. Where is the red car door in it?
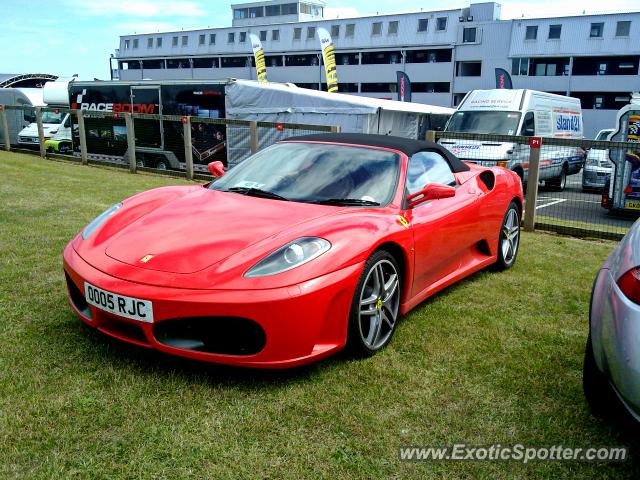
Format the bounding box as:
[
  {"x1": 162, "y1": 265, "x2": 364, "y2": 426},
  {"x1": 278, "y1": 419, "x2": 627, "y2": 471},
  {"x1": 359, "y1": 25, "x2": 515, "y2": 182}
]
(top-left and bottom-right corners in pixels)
[{"x1": 406, "y1": 152, "x2": 481, "y2": 298}]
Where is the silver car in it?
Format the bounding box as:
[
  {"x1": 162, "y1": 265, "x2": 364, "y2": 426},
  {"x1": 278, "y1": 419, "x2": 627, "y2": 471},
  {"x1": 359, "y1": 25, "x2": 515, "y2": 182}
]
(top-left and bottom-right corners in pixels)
[
  {"x1": 582, "y1": 129, "x2": 614, "y2": 191},
  {"x1": 584, "y1": 218, "x2": 640, "y2": 423}
]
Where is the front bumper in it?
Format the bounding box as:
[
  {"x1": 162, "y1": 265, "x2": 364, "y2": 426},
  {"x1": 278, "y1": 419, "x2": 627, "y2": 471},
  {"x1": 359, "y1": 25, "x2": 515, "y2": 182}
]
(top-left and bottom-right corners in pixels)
[
  {"x1": 591, "y1": 270, "x2": 640, "y2": 420},
  {"x1": 63, "y1": 243, "x2": 362, "y2": 368},
  {"x1": 582, "y1": 168, "x2": 610, "y2": 189}
]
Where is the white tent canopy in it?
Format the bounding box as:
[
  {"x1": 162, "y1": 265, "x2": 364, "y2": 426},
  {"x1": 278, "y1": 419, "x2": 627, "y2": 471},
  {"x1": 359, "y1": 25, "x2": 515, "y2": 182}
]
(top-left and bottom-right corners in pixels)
[{"x1": 224, "y1": 80, "x2": 454, "y2": 166}]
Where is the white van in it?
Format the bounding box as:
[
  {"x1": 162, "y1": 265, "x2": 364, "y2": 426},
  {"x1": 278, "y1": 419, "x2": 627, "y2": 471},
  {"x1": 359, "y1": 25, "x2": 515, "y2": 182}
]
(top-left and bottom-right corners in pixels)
[
  {"x1": 17, "y1": 110, "x2": 70, "y2": 149},
  {"x1": 440, "y1": 89, "x2": 584, "y2": 190}
]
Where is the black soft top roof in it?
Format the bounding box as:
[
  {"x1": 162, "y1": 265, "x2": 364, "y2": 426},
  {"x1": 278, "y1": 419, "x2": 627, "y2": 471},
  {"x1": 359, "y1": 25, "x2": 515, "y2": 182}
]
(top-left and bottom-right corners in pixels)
[{"x1": 283, "y1": 133, "x2": 470, "y2": 173}]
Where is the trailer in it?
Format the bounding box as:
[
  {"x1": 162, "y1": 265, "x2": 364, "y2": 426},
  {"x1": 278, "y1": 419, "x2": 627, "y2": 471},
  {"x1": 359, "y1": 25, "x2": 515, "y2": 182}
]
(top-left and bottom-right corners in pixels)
[
  {"x1": 0, "y1": 88, "x2": 43, "y2": 145},
  {"x1": 68, "y1": 80, "x2": 227, "y2": 170},
  {"x1": 224, "y1": 79, "x2": 454, "y2": 167},
  {"x1": 602, "y1": 94, "x2": 640, "y2": 213}
]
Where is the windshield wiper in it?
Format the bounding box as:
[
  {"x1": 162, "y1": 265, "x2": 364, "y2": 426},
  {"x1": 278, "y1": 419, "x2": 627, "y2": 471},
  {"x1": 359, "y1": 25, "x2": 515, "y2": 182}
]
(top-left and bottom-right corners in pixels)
[
  {"x1": 310, "y1": 198, "x2": 381, "y2": 207},
  {"x1": 225, "y1": 187, "x2": 289, "y2": 201}
]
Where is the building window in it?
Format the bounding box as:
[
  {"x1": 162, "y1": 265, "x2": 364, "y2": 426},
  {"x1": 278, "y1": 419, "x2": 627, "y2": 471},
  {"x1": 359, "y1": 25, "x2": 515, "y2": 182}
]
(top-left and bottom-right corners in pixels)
[
  {"x1": 260, "y1": 30, "x2": 267, "y2": 41},
  {"x1": 272, "y1": 30, "x2": 280, "y2": 41},
  {"x1": 132, "y1": 39, "x2": 139, "y2": 48},
  {"x1": 285, "y1": 54, "x2": 320, "y2": 66},
  {"x1": 157, "y1": 37, "x2": 163, "y2": 47},
  {"x1": 239, "y1": 32, "x2": 247, "y2": 43},
  {"x1": 463, "y1": 27, "x2": 477, "y2": 43},
  {"x1": 362, "y1": 51, "x2": 402, "y2": 65},
  {"x1": 294, "y1": 28, "x2": 302, "y2": 40},
  {"x1": 590, "y1": 23, "x2": 604, "y2": 38},
  {"x1": 418, "y1": 19, "x2": 428, "y2": 32},
  {"x1": 572, "y1": 56, "x2": 640, "y2": 75},
  {"x1": 228, "y1": 32, "x2": 235, "y2": 43},
  {"x1": 529, "y1": 57, "x2": 570, "y2": 76},
  {"x1": 147, "y1": 38, "x2": 153, "y2": 48},
  {"x1": 388, "y1": 21, "x2": 399, "y2": 35},
  {"x1": 234, "y1": 8, "x2": 248, "y2": 19},
  {"x1": 182, "y1": 36, "x2": 188, "y2": 46},
  {"x1": 265, "y1": 5, "x2": 280, "y2": 16},
  {"x1": 405, "y1": 49, "x2": 452, "y2": 63},
  {"x1": 436, "y1": 17, "x2": 447, "y2": 31},
  {"x1": 372, "y1": 22, "x2": 383, "y2": 36},
  {"x1": 300, "y1": 3, "x2": 322, "y2": 16},
  {"x1": 124, "y1": 39, "x2": 130, "y2": 49},
  {"x1": 307, "y1": 27, "x2": 316, "y2": 39},
  {"x1": 346, "y1": 24, "x2": 355, "y2": 38},
  {"x1": 331, "y1": 25, "x2": 340, "y2": 38},
  {"x1": 199, "y1": 34, "x2": 205, "y2": 46},
  {"x1": 525, "y1": 25, "x2": 538, "y2": 40},
  {"x1": 209, "y1": 34, "x2": 216, "y2": 45},
  {"x1": 172, "y1": 36, "x2": 178, "y2": 47},
  {"x1": 335, "y1": 52, "x2": 359, "y2": 65},
  {"x1": 249, "y1": 6, "x2": 264, "y2": 18},
  {"x1": 616, "y1": 21, "x2": 631, "y2": 37},
  {"x1": 456, "y1": 61, "x2": 482, "y2": 77},
  {"x1": 266, "y1": 55, "x2": 284, "y2": 67},
  {"x1": 282, "y1": 3, "x2": 297, "y2": 15},
  {"x1": 548, "y1": 24, "x2": 562, "y2": 39}
]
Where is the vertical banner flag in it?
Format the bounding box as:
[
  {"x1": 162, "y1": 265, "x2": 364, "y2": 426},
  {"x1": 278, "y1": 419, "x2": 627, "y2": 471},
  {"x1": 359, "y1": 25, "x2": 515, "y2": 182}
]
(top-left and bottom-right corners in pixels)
[
  {"x1": 396, "y1": 71, "x2": 412, "y2": 102},
  {"x1": 317, "y1": 28, "x2": 339, "y2": 93},
  {"x1": 249, "y1": 34, "x2": 269, "y2": 83},
  {"x1": 495, "y1": 68, "x2": 513, "y2": 89}
]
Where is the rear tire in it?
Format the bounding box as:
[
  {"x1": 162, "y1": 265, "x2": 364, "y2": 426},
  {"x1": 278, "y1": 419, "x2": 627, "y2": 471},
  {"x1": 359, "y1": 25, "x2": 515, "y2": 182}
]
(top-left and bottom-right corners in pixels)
[
  {"x1": 155, "y1": 160, "x2": 168, "y2": 170},
  {"x1": 347, "y1": 251, "x2": 401, "y2": 357},
  {"x1": 547, "y1": 166, "x2": 567, "y2": 191},
  {"x1": 493, "y1": 201, "x2": 520, "y2": 271}
]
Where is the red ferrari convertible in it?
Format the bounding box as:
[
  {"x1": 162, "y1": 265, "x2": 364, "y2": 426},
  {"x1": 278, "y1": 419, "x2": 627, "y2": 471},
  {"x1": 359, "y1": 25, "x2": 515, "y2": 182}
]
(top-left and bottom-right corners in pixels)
[{"x1": 63, "y1": 133, "x2": 523, "y2": 368}]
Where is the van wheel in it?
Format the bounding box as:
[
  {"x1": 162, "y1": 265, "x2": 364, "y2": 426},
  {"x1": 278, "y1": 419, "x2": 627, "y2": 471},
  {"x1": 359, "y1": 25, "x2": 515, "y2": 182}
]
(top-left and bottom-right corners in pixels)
[
  {"x1": 547, "y1": 165, "x2": 567, "y2": 191},
  {"x1": 155, "y1": 160, "x2": 168, "y2": 170}
]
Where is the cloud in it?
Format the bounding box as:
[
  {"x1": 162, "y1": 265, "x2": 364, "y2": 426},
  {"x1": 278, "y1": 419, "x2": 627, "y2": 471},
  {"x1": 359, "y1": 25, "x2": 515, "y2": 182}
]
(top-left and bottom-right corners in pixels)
[
  {"x1": 325, "y1": 7, "x2": 359, "y2": 19},
  {"x1": 501, "y1": 0, "x2": 635, "y2": 18},
  {"x1": 70, "y1": 0, "x2": 206, "y2": 17}
]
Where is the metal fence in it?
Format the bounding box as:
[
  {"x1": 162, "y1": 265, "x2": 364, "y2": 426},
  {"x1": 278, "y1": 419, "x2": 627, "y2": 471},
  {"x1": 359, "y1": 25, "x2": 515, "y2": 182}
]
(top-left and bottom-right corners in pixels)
[
  {"x1": 434, "y1": 131, "x2": 640, "y2": 241},
  {"x1": 0, "y1": 104, "x2": 338, "y2": 180}
]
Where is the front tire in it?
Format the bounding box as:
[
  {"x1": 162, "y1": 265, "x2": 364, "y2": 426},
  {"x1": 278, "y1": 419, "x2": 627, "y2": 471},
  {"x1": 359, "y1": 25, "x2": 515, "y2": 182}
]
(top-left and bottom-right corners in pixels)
[
  {"x1": 583, "y1": 332, "x2": 617, "y2": 417},
  {"x1": 347, "y1": 251, "x2": 401, "y2": 357},
  {"x1": 548, "y1": 166, "x2": 567, "y2": 191},
  {"x1": 493, "y1": 201, "x2": 520, "y2": 271}
]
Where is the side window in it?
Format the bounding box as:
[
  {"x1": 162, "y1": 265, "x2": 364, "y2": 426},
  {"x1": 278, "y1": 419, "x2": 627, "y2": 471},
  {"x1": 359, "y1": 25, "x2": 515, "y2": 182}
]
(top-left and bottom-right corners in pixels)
[
  {"x1": 406, "y1": 151, "x2": 456, "y2": 195},
  {"x1": 521, "y1": 112, "x2": 535, "y2": 136}
]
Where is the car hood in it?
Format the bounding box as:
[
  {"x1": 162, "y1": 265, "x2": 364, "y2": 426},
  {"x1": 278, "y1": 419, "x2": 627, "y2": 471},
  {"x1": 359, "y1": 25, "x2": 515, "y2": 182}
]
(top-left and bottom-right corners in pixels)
[
  {"x1": 439, "y1": 139, "x2": 514, "y2": 160},
  {"x1": 19, "y1": 123, "x2": 60, "y2": 137},
  {"x1": 103, "y1": 188, "x2": 338, "y2": 274}
]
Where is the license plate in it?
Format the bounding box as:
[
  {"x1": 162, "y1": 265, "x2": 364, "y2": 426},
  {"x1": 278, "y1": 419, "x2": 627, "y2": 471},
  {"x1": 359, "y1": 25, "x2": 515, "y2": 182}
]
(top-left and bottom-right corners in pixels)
[
  {"x1": 84, "y1": 283, "x2": 154, "y2": 323},
  {"x1": 625, "y1": 201, "x2": 640, "y2": 210}
]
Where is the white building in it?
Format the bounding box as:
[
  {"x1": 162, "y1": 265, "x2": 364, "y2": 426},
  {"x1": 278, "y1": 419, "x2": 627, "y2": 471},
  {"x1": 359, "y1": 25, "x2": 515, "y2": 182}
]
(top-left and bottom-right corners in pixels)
[{"x1": 114, "y1": 0, "x2": 640, "y2": 137}]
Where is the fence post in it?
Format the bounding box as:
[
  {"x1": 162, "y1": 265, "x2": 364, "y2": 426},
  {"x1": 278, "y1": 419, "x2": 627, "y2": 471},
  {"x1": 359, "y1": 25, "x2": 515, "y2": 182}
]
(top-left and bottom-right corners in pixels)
[
  {"x1": 76, "y1": 110, "x2": 88, "y2": 165},
  {"x1": 0, "y1": 105, "x2": 10, "y2": 151},
  {"x1": 36, "y1": 107, "x2": 46, "y2": 158},
  {"x1": 249, "y1": 121, "x2": 258, "y2": 154},
  {"x1": 425, "y1": 130, "x2": 436, "y2": 143},
  {"x1": 124, "y1": 113, "x2": 137, "y2": 173},
  {"x1": 523, "y1": 137, "x2": 542, "y2": 232},
  {"x1": 183, "y1": 116, "x2": 194, "y2": 180}
]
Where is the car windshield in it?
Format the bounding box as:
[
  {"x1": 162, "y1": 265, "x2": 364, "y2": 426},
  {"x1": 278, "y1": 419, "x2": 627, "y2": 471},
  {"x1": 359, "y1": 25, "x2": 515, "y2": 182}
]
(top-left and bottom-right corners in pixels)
[
  {"x1": 211, "y1": 142, "x2": 401, "y2": 206},
  {"x1": 41, "y1": 111, "x2": 65, "y2": 124},
  {"x1": 446, "y1": 111, "x2": 522, "y2": 135}
]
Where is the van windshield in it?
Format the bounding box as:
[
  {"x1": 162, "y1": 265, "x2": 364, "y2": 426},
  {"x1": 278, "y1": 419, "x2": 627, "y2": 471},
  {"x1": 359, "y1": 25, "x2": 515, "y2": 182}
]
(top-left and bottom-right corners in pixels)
[
  {"x1": 446, "y1": 111, "x2": 522, "y2": 135},
  {"x1": 41, "y1": 111, "x2": 65, "y2": 124}
]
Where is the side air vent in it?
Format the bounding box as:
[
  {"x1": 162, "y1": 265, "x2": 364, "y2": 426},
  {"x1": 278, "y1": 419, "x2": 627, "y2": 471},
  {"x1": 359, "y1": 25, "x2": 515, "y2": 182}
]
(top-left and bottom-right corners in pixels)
[{"x1": 479, "y1": 171, "x2": 495, "y2": 191}]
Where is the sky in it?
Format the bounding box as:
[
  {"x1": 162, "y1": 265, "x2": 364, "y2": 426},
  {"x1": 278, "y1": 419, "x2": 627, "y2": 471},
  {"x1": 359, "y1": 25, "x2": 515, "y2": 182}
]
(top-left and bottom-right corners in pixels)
[{"x1": 0, "y1": 0, "x2": 637, "y2": 80}]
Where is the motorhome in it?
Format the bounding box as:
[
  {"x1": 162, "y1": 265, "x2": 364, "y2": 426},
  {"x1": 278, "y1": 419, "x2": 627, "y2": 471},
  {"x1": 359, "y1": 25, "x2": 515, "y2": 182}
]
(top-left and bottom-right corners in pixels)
[
  {"x1": 440, "y1": 89, "x2": 584, "y2": 190},
  {"x1": 0, "y1": 88, "x2": 44, "y2": 145}
]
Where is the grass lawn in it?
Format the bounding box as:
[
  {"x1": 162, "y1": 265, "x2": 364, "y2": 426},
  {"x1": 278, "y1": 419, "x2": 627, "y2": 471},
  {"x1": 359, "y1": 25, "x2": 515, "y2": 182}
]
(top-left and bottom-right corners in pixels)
[{"x1": 1, "y1": 151, "x2": 639, "y2": 479}]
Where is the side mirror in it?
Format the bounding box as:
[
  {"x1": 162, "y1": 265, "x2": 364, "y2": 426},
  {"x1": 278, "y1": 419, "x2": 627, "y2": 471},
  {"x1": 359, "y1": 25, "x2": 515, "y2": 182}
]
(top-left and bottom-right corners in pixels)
[
  {"x1": 207, "y1": 161, "x2": 225, "y2": 177},
  {"x1": 406, "y1": 183, "x2": 456, "y2": 208}
]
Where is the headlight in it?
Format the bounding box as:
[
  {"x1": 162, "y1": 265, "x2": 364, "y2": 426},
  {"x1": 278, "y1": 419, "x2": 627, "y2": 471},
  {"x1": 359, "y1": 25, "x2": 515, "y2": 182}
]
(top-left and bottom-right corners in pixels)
[
  {"x1": 585, "y1": 156, "x2": 599, "y2": 167},
  {"x1": 82, "y1": 203, "x2": 122, "y2": 240},
  {"x1": 245, "y1": 237, "x2": 331, "y2": 277}
]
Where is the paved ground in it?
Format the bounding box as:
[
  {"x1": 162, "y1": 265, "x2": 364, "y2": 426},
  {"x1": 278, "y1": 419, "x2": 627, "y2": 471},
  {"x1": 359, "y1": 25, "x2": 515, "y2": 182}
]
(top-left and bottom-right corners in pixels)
[{"x1": 532, "y1": 170, "x2": 638, "y2": 231}]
